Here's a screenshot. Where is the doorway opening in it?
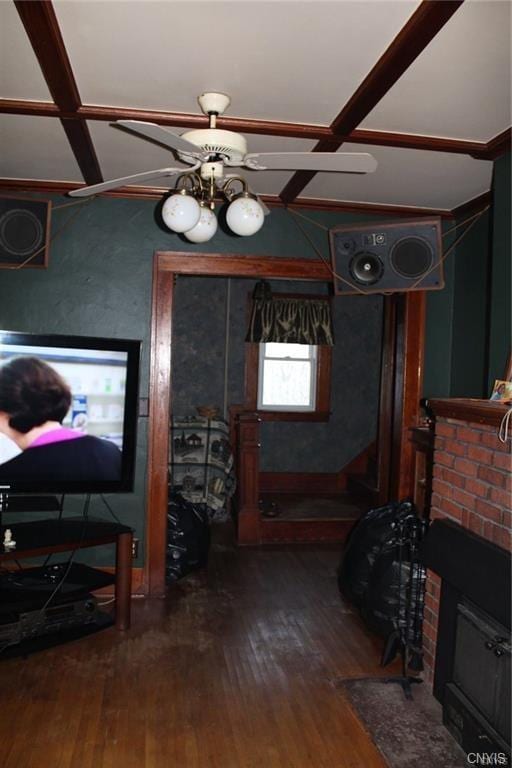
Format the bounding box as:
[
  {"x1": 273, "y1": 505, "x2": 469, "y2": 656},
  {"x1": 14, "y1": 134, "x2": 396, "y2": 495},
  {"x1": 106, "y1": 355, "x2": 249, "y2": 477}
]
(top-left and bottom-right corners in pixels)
[{"x1": 144, "y1": 251, "x2": 425, "y2": 596}]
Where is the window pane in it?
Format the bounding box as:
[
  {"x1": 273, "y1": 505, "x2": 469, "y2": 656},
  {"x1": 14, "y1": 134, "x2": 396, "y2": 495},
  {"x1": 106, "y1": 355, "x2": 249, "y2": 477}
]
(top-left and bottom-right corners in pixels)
[
  {"x1": 261, "y1": 360, "x2": 313, "y2": 407},
  {"x1": 264, "y1": 342, "x2": 313, "y2": 360}
]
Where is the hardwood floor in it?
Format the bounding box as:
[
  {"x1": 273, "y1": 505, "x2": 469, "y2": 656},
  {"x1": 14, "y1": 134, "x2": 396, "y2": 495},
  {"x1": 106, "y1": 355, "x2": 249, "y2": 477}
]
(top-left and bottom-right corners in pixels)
[{"x1": 0, "y1": 524, "x2": 398, "y2": 768}]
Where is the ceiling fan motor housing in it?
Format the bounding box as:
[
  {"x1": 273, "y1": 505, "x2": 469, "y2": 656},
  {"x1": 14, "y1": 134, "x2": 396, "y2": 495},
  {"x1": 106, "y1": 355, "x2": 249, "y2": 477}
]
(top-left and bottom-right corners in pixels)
[{"x1": 179, "y1": 129, "x2": 248, "y2": 166}]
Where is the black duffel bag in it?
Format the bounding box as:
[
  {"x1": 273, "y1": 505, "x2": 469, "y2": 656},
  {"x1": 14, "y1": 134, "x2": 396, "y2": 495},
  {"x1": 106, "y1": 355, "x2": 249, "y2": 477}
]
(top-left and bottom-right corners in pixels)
[{"x1": 166, "y1": 491, "x2": 211, "y2": 583}]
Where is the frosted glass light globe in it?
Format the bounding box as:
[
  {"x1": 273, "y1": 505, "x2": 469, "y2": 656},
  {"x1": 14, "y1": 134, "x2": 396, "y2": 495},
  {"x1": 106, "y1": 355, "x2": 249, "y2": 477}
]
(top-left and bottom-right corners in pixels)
[
  {"x1": 184, "y1": 206, "x2": 218, "y2": 243},
  {"x1": 162, "y1": 192, "x2": 201, "y2": 233},
  {"x1": 226, "y1": 195, "x2": 264, "y2": 237}
]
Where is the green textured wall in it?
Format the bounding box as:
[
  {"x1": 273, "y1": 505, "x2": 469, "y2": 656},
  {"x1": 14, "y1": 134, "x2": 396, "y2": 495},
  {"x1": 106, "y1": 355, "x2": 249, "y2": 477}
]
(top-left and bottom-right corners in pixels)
[
  {"x1": 488, "y1": 152, "x2": 512, "y2": 390},
  {"x1": 425, "y1": 152, "x2": 511, "y2": 400},
  {"x1": 423, "y1": 251, "x2": 456, "y2": 398},
  {"x1": 0, "y1": 194, "x2": 392, "y2": 563},
  {"x1": 0, "y1": 192, "x2": 475, "y2": 562},
  {"x1": 450, "y1": 210, "x2": 491, "y2": 398}
]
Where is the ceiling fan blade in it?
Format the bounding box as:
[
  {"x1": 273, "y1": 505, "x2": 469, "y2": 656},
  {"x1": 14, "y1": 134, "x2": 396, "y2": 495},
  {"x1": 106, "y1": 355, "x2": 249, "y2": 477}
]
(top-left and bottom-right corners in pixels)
[
  {"x1": 242, "y1": 152, "x2": 378, "y2": 174},
  {"x1": 116, "y1": 120, "x2": 208, "y2": 160},
  {"x1": 68, "y1": 165, "x2": 198, "y2": 197}
]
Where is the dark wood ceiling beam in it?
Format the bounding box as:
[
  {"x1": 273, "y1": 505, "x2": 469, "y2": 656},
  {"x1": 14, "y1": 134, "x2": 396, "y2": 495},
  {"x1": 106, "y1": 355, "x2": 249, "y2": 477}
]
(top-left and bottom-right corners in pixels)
[
  {"x1": 0, "y1": 99, "x2": 61, "y2": 116},
  {"x1": 280, "y1": 0, "x2": 465, "y2": 204},
  {"x1": 348, "y1": 129, "x2": 483, "y2": 157},
  {"x1": 0, "y1": 98, "x2": 498, "y2": 159},
  {"x1": 13, "y1": 0, "x2": 102, "y2": 185},
  {"x1": 0, "y1": 177, "x2": 453, "y2": 218},
  {"x1": 477, "y1": 127, "x2": 512, "y2": 161},
  {"x1": 77, "y1": 105, "x2": 334, "y2": 142},
  {"x1": 14, "y1": 0, "x2": 80, "y2": 110},
  {"x1": 330, "y1": 0, "x2": 465, "y2": 138}
]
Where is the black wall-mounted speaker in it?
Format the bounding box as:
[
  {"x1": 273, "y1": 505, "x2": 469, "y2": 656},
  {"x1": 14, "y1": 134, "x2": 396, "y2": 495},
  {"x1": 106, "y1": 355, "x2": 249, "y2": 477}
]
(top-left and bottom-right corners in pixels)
[
  {"x1": 0, "y1": 197, "x2": 51, "y2": 269},
  {"x1": 329, "y1": 218, "x2": 443, "y2": 295}
]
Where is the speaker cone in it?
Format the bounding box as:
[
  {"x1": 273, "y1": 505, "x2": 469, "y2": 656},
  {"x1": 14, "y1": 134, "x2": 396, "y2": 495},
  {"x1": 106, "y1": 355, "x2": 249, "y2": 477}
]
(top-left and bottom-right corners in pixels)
[
  {"x1": 0, "y1": 209, "x2": 44, "y2": 257},
  {"x1": 349, "y1": 251, "x2": 384, "y2": 285},
  {"x1": 390, "y1": 237, "x2": 433, "y2": 278}
]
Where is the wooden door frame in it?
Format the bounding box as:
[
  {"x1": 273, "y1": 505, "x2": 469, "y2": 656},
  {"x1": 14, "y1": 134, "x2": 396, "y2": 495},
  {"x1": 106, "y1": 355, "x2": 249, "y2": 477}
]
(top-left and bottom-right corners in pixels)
[{"x1": 144, "y1": 251, "x2": 425, "y2": 596}]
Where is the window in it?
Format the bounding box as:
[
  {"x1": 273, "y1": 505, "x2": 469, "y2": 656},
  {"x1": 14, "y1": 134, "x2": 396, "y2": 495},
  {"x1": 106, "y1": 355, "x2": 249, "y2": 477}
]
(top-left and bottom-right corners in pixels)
[
  {"x1": 244, "y1": 291, "x2": 332, "y2": 421},
  {"x1": 245, "y1": 341, "x2": 331, "y2": 422},
  {"x1": 257, "y1": 343, "x2": 317, "y2": 411}
]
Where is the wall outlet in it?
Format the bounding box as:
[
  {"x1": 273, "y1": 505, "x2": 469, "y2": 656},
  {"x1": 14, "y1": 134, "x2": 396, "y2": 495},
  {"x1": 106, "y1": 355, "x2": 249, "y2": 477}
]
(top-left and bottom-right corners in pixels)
[{"x1": 131, "y1": 538, "x2": 139, "y2": 559}]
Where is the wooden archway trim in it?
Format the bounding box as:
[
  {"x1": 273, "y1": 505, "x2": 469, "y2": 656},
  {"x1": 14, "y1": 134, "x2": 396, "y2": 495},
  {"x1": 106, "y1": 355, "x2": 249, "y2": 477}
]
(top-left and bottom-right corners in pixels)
[{"x1": 145, "y1": 251, "x2": 424, "y2": 596}]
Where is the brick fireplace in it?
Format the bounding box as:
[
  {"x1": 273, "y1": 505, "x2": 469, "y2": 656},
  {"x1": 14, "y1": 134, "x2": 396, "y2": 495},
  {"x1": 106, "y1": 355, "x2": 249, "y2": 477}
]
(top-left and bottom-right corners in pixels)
[
  {"x1": 421, "y1": 399, "x2": 511, "y2": 756},
  {"x1": 422, "y1": 400, "x2": 511, "y2": 680}
]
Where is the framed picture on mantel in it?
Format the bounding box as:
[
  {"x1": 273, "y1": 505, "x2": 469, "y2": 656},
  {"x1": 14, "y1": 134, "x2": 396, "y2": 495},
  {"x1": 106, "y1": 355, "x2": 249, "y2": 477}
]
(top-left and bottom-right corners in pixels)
[{"x1": 489, "y1": 380, "x2": 512, "y2": 403}]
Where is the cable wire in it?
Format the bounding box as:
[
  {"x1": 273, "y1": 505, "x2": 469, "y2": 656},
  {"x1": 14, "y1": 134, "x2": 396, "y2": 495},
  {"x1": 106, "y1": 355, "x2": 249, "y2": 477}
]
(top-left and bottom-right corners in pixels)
[
  {"x1": 286, "y1": 203, "x2": 491, "y2": 295},
  {"x1": 499, "y1": 407, "x2": 512, "y2": 443},
  {"x1": 38, "y1": 494, "x2": 91, "y2": 614},
  {"x1": 99, "y1": 494, "x2": 122, "y2": 525},
  {"x1": 5, "y1": 197, "x2": 93, "y2": 271}
]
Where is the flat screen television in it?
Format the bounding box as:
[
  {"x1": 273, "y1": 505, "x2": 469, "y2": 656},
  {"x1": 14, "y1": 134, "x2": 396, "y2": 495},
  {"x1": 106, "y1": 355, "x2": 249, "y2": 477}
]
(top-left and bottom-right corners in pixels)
[{"x1": 0, "y1": 331, "x2": 140, "y2": 495}]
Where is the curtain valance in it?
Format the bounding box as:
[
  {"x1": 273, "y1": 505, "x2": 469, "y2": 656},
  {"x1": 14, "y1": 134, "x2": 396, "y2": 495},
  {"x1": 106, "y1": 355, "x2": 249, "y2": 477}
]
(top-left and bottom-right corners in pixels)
[{"x1": 246, "y1": 296, "x2": 334, "y2": 346}]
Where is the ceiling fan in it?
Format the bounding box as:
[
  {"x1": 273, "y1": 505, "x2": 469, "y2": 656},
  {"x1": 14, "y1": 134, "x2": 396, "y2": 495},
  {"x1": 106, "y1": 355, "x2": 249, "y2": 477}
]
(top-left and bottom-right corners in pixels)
[
  {"x1": 69, "y1": 93, "x2": 377, "y2": 241},
  {"x1": 69, "y1": 92, "x2": 377, "y2": 197}
]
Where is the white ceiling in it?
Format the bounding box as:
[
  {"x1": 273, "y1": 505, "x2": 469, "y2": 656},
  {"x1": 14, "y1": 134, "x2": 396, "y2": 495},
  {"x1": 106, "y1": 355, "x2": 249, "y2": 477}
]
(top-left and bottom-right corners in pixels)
[
  {"x1": 303, "y1": 143, "x2": 494, "y2": 210},
  {"x1": 362, "y1": 0, "x2": 512, "y2": 141},
  {"x1": 0, "y1": 0, "x2": 510, "y2": 211},
  {"x1": 0, "y1": 114, "x2": 81, "y2": 181}
]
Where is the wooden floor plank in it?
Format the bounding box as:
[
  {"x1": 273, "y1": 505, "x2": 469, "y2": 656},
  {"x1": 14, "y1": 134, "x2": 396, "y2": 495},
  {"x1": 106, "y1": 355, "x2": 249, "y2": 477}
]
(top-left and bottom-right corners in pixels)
[{"x1": 0, "y1": 523, "x2": 395, "y2": 767}]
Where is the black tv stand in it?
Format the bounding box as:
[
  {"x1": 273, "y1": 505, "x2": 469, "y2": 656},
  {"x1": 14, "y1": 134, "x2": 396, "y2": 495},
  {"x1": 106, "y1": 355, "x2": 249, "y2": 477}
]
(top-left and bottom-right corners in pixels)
[
  {"x1": 0, "y1": 494, "x2": 62, "y2": 514},
  {"x1": 0, "y1": 517, "x2": 133, "y2": 632}
]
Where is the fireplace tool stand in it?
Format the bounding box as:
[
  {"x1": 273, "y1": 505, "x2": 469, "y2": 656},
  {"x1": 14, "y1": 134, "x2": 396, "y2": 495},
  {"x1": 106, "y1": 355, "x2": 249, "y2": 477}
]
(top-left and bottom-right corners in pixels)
[{"x1": 380, "y1": 515, "x2": 428, "y2": 700}]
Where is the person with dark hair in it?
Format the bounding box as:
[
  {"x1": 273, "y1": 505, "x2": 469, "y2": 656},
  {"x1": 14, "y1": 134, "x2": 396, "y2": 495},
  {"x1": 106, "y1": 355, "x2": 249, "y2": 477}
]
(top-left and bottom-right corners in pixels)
[{"x1": 0, "y1": 356, "x2": 121, "y2": 481}]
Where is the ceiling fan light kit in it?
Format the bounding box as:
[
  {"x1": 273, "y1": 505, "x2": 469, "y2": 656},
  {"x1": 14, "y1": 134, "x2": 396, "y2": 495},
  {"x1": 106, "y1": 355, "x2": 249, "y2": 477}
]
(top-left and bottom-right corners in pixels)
[
  {"x1": 181, "y1": 201, "x2": 218, "y2": 244},
  {"x1": 225, "y1": 192, "x2": 265, "y2": 237},
  {"x1": 161, "y1": 187, "x2": 201, "y2": 234},
  {"x1": 162, "y1": 171, "x2": 265, "y2": 242},
  {"x1": 68, "y1": 92, "x2": 376, "y2": 243}
]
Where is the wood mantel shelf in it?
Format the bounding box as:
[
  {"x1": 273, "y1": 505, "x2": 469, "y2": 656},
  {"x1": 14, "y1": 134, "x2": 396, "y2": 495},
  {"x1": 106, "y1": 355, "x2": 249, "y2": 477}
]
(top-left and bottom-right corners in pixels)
[{"x1": 428, "y1": 398, "x2": 510, "y2": 427}]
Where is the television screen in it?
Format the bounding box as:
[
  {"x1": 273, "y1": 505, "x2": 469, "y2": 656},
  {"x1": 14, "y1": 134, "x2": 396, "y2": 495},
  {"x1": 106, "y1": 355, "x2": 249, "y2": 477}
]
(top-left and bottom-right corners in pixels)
[{"x1": 0, "y1": 331, "x2": 140, "y2": 494}]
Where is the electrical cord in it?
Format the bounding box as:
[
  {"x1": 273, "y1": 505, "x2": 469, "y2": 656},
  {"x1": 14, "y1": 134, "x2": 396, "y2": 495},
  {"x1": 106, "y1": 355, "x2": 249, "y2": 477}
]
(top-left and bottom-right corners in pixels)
[
  {"x1": 4, "y1": 198, "x2": 93, "y2": 271},
  {"x1": 499, "y1": 407, "x2": 512, "y2": 443},
  {"x1": 42, "y1": 494, "x2": 66, "y2": 568},
  {"x1": 99, "y1": 494, "x2": 122, "y2": 525},
  {"x1": 38, "y1": 494, "x2": 91, "y2": 615},
  {"x1": 97, "y1": 597, "x2": 115, "y2": 607}
]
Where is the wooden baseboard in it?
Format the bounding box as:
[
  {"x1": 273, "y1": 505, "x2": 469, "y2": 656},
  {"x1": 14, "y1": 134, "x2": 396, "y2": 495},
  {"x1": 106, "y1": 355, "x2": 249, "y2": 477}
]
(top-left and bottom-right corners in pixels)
[{"x1": 260, "y1": 518, "x2": 354, "y2": 544}]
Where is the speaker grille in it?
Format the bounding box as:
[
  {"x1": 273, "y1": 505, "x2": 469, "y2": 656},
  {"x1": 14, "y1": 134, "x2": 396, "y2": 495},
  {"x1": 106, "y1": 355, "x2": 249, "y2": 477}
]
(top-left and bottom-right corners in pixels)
[
  {"x1": 0, "y1": 197, "x2": 50, "y2": 268},
  {"x1": 0, "y1": 209, "x2": 44, "y2": 257},
  {"x1": 390, "y1": 237, "x2": 433, "y2": 278},
  {"x1": 329, "y1": 218, "x2": 443, "y2": 295},
  {"x1": 349, "y1": 252, "x2": 384, "y2": 285}
]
